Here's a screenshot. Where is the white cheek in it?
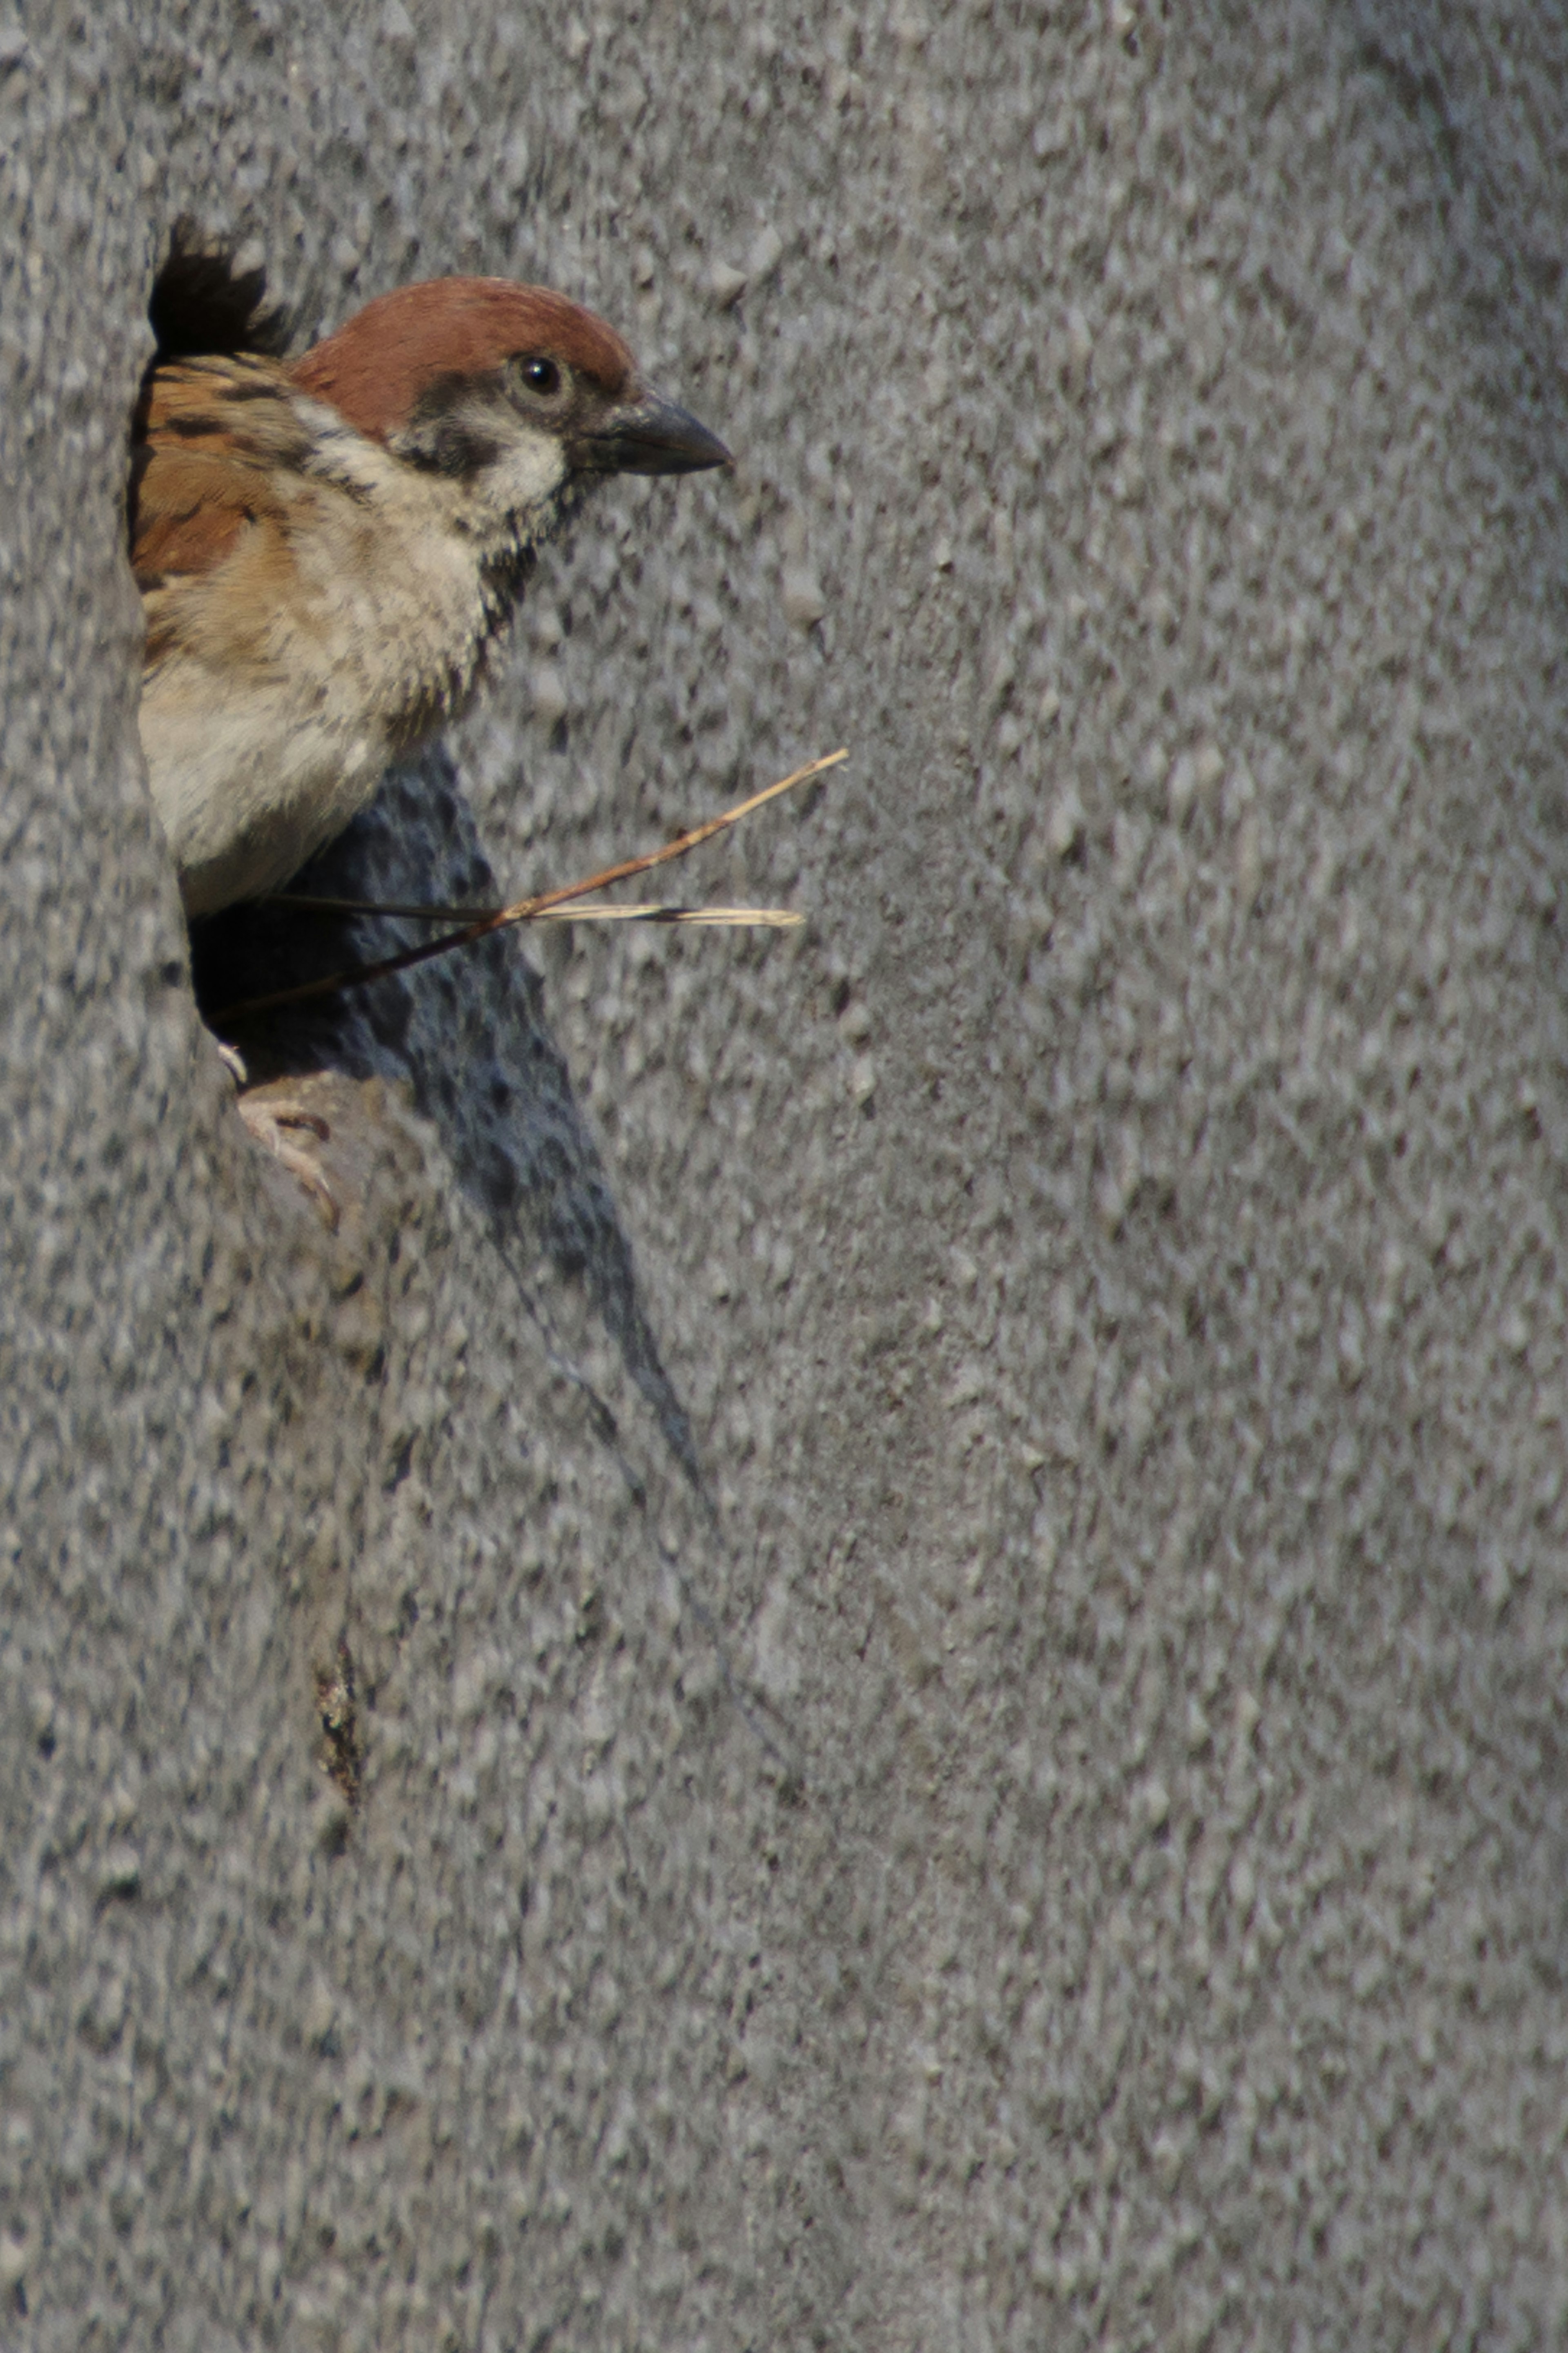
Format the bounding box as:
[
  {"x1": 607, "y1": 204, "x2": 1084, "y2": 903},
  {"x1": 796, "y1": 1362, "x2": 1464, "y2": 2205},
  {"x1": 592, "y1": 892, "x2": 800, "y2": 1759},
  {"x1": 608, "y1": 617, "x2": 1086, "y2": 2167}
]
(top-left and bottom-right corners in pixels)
[{"x1": 490, "y1": 428, "x2": 568, "y2": 517}]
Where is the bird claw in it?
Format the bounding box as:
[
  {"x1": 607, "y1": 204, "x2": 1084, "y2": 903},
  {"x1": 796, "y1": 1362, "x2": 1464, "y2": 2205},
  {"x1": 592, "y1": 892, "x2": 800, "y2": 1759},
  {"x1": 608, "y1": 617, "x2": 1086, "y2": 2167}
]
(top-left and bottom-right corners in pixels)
[
  {"x1": 237, "y1": 1097, "x2": 340, "y2": 1227},
  {"x1": 219, "y1": 1047, "x2": 340, "y2": 1227}
]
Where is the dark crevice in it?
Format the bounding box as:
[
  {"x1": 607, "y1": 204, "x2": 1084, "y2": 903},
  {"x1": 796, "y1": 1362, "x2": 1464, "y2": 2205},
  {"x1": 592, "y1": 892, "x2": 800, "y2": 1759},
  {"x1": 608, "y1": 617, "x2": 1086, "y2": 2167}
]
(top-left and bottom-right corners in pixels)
[{"x1": 189, "y1": 744, "x2": 702, "y2": 1491}]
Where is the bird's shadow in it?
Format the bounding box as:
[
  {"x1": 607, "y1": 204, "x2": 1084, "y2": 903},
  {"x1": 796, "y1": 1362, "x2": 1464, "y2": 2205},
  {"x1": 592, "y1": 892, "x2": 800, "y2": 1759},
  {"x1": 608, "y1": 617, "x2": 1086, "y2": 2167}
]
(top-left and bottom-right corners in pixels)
[{"x1": 189, "y1": 743, "x2": 701, "y2": 1492}]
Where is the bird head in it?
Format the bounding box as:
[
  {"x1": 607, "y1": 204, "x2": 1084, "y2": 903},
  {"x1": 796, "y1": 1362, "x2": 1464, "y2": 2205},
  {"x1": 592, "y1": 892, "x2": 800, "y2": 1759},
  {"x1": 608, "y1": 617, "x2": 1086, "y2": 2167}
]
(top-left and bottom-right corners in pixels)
[{"x1": 290, "y1": 276, "x2": 730, "y2": 564}]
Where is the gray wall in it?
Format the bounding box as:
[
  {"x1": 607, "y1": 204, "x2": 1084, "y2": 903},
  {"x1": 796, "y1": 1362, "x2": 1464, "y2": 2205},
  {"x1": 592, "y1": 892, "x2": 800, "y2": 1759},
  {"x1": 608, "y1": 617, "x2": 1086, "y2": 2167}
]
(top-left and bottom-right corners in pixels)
[{"x1": 3, "y1": 0, "x2": 1567, "y2": 2344}]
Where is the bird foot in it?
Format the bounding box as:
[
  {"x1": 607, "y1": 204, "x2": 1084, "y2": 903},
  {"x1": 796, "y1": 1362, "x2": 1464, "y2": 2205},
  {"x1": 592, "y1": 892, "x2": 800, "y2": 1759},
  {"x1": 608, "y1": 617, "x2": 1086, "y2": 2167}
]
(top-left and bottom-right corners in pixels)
[
  {"x1": 218, "y1": 1045, "x2": 340, "y2": 1228},
  {"x1": 238, "y1": 1097, "x2": 339, "y2": 1228}
]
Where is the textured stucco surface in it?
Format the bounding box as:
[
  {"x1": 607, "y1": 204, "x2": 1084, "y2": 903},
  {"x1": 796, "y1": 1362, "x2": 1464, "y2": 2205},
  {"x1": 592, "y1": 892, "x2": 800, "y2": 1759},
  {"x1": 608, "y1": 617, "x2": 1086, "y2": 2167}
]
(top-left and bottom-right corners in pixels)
[{"x1": 4, "y1": 1, "x2": 1568, "y2": 2345}]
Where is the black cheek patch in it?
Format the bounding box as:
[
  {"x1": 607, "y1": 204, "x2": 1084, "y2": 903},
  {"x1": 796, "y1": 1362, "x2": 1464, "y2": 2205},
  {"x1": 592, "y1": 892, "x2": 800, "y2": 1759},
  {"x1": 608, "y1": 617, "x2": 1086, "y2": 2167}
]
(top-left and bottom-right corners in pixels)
[
  {"x1": 399, "y1": 413, "x2": 504, "y2": 478},
  {"x1": 396, "y1": 377, "x2": 507, "y2": 478}
]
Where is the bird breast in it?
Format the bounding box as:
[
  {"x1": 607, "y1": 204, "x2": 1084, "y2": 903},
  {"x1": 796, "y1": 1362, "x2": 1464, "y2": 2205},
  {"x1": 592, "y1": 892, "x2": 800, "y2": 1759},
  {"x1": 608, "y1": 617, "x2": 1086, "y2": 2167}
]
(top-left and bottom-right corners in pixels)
[{"x1": 136, "y1": 376, "x2": 525, "y2": 915}]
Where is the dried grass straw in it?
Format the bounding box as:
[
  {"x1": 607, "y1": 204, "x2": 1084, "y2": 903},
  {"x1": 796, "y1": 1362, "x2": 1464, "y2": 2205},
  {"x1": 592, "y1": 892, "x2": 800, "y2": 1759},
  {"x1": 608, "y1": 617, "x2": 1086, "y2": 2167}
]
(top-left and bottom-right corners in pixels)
[{"x1": 213, "y1": 749, "x2": 846, "y2": 1026}]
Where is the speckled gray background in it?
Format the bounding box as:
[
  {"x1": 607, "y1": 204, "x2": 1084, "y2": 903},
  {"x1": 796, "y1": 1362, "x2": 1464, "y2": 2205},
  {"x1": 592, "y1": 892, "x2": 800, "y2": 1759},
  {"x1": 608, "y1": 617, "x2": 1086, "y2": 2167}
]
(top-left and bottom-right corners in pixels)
[{"x1": 3, "y1": 1, "x2": 1568, "y2": 2345}]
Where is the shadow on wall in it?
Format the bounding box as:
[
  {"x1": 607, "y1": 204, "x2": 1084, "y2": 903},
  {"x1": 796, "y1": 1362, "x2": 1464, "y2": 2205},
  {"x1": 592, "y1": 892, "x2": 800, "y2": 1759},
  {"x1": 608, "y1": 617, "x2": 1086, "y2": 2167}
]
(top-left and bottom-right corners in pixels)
[
  {"x1": 1346, "y1": 0, "x2": 1568, "y2": 398},
  {"x1": 188, "y1": 743, "x2": 701, "y2": 1489}
]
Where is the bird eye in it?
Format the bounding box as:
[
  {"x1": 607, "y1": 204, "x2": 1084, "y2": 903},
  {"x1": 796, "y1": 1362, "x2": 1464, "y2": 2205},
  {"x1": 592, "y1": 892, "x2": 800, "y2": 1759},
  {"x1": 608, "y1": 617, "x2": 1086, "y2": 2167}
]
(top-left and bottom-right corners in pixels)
[{"x1": 518, "y1": 356, "x2": 562, "y2": 398}]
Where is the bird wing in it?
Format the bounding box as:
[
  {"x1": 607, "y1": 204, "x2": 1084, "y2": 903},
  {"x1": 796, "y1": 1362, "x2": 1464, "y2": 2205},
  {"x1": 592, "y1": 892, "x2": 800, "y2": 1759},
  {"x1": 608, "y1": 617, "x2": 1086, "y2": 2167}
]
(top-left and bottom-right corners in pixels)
[{"x1": 129, "y1": 354, "x2": 315, "y2": 672}]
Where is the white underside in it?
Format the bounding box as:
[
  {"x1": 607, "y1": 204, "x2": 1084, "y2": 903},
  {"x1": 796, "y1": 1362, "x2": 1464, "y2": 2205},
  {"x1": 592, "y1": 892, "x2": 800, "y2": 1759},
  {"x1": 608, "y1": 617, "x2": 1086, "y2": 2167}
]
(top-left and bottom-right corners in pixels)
[{"x1": 142, "y1": 685, "x2": 402, "y2": 918}]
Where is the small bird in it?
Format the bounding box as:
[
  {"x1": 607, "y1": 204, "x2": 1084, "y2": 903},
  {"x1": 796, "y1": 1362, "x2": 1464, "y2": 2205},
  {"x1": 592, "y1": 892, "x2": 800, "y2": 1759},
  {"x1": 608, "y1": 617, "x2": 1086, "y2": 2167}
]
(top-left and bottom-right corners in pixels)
[{"x1": 130, "y1": 271, "x2": 730, "y2": 918}]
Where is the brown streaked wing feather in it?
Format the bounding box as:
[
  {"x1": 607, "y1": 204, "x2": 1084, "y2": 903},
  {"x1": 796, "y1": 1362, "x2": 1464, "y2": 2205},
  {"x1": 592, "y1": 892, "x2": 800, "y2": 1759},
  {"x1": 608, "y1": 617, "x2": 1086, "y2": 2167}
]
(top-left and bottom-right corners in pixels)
[
  {"x1": 132, "y1": 451, "x2": 258, "y2": 588},
  {"x1": 131, "y1": 354, "x2": 310, "y2": 668}
]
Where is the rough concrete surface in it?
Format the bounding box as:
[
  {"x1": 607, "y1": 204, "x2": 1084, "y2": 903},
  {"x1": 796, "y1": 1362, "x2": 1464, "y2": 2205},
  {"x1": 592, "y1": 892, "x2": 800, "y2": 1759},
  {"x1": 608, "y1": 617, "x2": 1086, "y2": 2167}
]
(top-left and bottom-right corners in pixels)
[{"x1": 2, "y1": 0, "x2": 1567, "y2": 2345}]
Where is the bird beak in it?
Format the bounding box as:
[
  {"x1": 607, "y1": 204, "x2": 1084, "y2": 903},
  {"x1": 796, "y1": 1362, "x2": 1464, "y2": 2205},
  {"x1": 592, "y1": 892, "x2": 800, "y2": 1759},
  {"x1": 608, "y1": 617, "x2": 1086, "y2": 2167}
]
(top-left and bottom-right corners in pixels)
[{"x1": 573, "y1": 388, "x2": 732, "y2": 477}]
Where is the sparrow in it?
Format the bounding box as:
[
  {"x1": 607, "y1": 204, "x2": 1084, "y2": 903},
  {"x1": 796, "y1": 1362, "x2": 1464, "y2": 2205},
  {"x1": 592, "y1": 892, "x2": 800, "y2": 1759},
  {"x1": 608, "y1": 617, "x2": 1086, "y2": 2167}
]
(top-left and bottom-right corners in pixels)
[
  {"x1": 127, "y1": 258, "x2": 728, "y2": 1220},
  {"x1": 130, "y1": 271, "x2": 730, "y2": 919}
]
